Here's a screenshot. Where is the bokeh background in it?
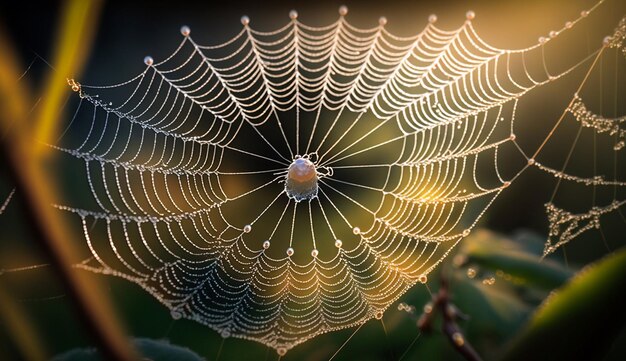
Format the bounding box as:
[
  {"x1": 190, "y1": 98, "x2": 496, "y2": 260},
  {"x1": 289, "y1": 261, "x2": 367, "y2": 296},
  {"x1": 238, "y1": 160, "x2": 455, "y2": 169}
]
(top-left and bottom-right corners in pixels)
[{"x1": 1, "y1": 0, "x2": 625, "y2": 360}]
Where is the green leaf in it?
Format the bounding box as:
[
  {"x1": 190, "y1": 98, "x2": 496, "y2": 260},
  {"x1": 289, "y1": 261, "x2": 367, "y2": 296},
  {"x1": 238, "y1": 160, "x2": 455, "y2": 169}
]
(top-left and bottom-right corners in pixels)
[
  {"x1": 462, "y1": 230, "x2": 573, "y2": 289},
  {"x1": 454, "y1": 276, "x2": 531, "y2": 339},
  {"x1": 500, "y1": 247, "x2": 626, "y2": 361}
]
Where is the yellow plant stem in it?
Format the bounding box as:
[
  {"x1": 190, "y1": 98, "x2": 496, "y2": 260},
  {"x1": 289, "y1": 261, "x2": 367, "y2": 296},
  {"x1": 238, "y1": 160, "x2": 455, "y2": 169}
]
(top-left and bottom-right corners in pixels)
[{"x1": 0, "y1": 1, "x2": 137, "y2": 360}]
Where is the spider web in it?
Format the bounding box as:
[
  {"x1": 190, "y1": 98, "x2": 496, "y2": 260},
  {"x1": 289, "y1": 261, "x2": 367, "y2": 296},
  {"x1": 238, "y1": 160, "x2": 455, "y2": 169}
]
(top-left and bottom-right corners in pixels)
[{"x1": 49, "y1": 4, "x2": 620, "y2": 354}]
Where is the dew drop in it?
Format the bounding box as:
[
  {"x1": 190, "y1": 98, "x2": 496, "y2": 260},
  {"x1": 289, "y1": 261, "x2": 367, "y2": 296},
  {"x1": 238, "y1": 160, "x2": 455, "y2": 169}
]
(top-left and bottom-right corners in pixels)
[
  {"x1": 452, "y1": 332, "x2": 465, "y2": 346},
  {"x1": 180, "y1": 25, "x2": 191, "y2": 37},
  {"x1": 311, "y1": 249, "x2": 319, "y2": 258},
  {"x1": 352, "y1": 227, "x2": 361, "y2": 235},
  {"x1": 263, "y1": 240, "x2": 270, "y2": 249},
  {"x1": 428, "y1": 14, "x2": 437, "y2": 23},
  {"x1": 338, "y1": 5, "x2": 348, "y2": 16},
  {"x1": 466, "y1": 10, "x2": 475, "y2": 20},
  {"x1": 565, "y1": 21, "x2": 573, "y2": 29},
  {"x1": 289, "y1": 10, "x2": 298, "y2": 20},
  {"x1": 170, "y1": 310, "x2": 182, "y2": 320},
  {"x1": 418, "y1": 274, "x2": 428, "y2": 284},
  {"x1": 453, "y1": 254, "x2": 468, "y2": 267},
  {"x1": 243, "y1": 224, "x2": 252, "y2": 233},
  {"x1": 286, "y1": 247, "x2": 294, "y2": 256},
  {"x1": 241, "y1": 15, "x2": 250, "y2": 26},
  {"x1": 144, "y1": 56, "x2": 154, "y2": 66},
  {"x1": 466, "y1": 268, "x2": 476, "y2": 279},
  {"x1": 375, "y1": 311, "x2": 383, "y2": 319},
  {"x1": 423, "y1": 302, "x2": 433, "y2": 314},
  {"x1": 335, "y1": 239, "x2": 343, "y2": 248},
  {"x1": 277, "y1": 347, "x2": 287, "y2": 356}
]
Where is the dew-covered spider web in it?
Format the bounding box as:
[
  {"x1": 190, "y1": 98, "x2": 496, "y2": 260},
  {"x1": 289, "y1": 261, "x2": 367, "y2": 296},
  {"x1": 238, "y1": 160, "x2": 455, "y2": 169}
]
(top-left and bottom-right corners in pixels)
[{"x1": 43, "y1": 3, "x2": 626, "y2": 354}]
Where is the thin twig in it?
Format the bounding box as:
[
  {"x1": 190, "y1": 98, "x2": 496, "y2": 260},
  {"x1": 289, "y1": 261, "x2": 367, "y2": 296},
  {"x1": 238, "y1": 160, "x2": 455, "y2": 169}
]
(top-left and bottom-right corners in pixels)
[{"x1": 417, "y1": 274, "x2": 483, "y2": 361}]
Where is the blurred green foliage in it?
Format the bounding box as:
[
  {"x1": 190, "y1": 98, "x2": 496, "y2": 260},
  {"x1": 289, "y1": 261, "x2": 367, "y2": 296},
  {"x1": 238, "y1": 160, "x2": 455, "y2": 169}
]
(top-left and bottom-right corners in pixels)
[{"x1": 503, "y1": 247, "x2": 626, "y2": 361}]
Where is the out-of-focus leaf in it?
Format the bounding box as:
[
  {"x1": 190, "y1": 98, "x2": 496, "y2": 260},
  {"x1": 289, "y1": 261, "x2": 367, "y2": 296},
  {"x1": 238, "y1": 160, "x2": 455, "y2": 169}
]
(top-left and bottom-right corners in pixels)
[
  {"x1": 501, "y1": 247, "x2": 626, "y2": 361},
  {"x1": 51, "y1": 338, "x2": 205, "y2": 361},
  {"x1": 453, "y1": 275, "x2": 531, "y2": 341},
  {"x1": 510, "y1": 230, "x2": 548, "y2": 256},
  {"x1": 461, "y1": 230, "x2": 573, "y2": 289}
]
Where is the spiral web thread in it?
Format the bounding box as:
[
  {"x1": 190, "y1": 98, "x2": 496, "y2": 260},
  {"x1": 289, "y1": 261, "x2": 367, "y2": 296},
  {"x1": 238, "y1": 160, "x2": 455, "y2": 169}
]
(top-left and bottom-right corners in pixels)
[{"x1": 50, "y1": 4, "x2": 621, "y2": 353}]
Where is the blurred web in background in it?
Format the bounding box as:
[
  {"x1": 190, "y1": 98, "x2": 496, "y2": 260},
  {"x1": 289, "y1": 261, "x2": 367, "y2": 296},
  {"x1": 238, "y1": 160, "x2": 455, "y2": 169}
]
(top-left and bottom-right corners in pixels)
[{"x1": 542, "y1": 15, "x2": 626, "y2": 256}]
